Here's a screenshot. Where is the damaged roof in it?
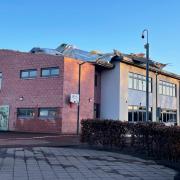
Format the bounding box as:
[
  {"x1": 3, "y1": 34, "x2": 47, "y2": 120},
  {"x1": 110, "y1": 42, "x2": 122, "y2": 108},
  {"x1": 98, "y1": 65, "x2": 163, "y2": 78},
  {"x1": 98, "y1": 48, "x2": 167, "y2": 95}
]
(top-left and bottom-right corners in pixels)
[
  {"x1": 30, "y1": 43, "x2": 180, "y2": 79},
  {"x1": 30, "y1": 44, "x2": 114, "y2": 68}
]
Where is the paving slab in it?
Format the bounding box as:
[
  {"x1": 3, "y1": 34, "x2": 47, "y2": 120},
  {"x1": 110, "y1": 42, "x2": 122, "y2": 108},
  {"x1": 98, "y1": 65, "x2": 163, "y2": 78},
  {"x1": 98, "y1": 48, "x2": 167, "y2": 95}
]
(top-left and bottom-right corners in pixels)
[{"x1": 0, "y1": 147, "x2": 178, "y2": 180}]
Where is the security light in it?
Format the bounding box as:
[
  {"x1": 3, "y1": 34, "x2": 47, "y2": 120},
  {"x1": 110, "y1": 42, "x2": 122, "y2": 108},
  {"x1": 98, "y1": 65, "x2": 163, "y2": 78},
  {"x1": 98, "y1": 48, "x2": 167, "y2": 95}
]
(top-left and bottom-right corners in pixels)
[{"x1": 19, "y1": 96, "x2": 24, "y2": 101}]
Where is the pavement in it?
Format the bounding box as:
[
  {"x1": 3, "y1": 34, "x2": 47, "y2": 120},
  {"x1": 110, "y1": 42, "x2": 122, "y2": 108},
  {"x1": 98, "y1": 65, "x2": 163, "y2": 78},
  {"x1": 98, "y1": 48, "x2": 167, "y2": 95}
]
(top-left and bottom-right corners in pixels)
[
  {"x1": 0, "y1": 147, "x2": 178, "y2": 180},
  {"x1": 0, "y1": 132, "x2": 80, "y2": 147},
  {"x1": 0, "y1": 132, "x2": 179, "y2": 180}
]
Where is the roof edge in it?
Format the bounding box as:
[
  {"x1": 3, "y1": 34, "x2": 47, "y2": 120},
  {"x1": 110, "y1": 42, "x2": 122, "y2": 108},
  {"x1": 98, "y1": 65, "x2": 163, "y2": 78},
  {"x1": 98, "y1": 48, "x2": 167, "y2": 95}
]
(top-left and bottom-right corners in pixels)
[{"x1": 120, "y1": 60, "x2": 180, "y2": 80}]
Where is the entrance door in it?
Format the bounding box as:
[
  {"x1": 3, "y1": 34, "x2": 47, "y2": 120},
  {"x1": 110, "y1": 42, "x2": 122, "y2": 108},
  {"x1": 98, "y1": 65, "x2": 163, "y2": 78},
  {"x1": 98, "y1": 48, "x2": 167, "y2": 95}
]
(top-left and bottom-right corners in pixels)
[{"x1": 0, "y1": 105, "x2": 9, "y2": 131}]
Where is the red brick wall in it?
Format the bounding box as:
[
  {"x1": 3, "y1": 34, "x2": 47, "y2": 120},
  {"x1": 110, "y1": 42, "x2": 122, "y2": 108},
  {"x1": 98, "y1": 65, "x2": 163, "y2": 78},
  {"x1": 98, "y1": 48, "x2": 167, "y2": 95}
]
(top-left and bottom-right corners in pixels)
[
  {"x1": 0, "y1": 50, "x2": 96, "y2": 134},
  {"x1": 0, "y1": 50, "x2": 64, "y2": 133},
  {"x1": 16, "y1": 118, "x2": 62, "y2": 133},
  {"x1": 62, "y1": 57, "x2": 95, "y2": 134}
]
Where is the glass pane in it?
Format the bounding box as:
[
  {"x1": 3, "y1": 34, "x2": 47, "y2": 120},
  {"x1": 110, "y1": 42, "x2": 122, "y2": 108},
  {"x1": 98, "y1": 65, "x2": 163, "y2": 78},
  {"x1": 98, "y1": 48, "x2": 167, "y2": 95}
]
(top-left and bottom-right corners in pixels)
[
  {"x1": 143, "y1": 112, "x2": 146, "y2": 122},
  {"x1": 139, "y1": 112, "x2": 143, "y2": 121},
  {"x1": 149, "y1": 82, "x2": 152, "y2": 92},
  {"x1": 142, "y1": 80, "x2": 146, "y2": 91},
  {"x1": 169, "y1": 87, "x2": 173, "y2": 96},
  {"x1": 134, "y1": 79, "x2": 137, "y2": 89},
  {"x1": 169, "y1": 83, "x2": 173, "y2": 88},
  {"x1": 18, "y1": 109, "x2": 26, "y2": 116},
  {"x1": 40, "y1": 109, "x2": 48, "y2": 116},
  {"x1": 166, "y1": 86, "x2": 170, "y2": 96},
  {"x1": 128, "y1": 77, "x2": 133, "y2": 88},
  {"x1": 139, "y1": 80, "x2": 143, "y2": 90},
  {"x1": 173, "y1": 87, "x2": 176, "y2": 97},
  {"x1": 27, "y1": 109, "x2": 34, "y2": 117},
  {"x1": 174, "y1": 114, "x2": 177, "y2": 121},
  {"x1": 149, "y1": 111, "x2": 152, "y2": 121},
  {"x1": 49, "y1": 109, "x2": 57, "y2": 117},
  {"x1": 51, "y1": 68, "x2": 59, "y2": 76},
  {"x1": 21, "y1": 71, "x2": 29, "y2": 78},
  {"x1": 159, "y1": 84, "x2": 162, "y2": 94},
  {"x1": 128, "y1": 112, "x2": 132, "y2": 121},
  {"x1": 137, "y1": 74, "x2": 142, "y2": 80},
  {"x1": 129, "y1": 72, "x2": 133, "y2": 78},
  {"x1": 163, "y1": 85, "x2": 166, "y2": 95},
  {"x1": 169, "y1": 114, "x2": 173, "y2": 122},
  {"x1": 134, "y1": 111, "x2": 138, "y2": 121},
  {"x1": 42, "y1": 69, "x2": 50, "y2": 76},
  {"x1": 163, "y1": 113, "x2": 167, "y2": 122},
  {"x1": 136, "y1": 78, "x2": 139, "y2": 90},
  {"x1": 29, "y1": 70, "x2": 37, "y2": 77},
  {"x1": 18, "y1": 108, "x2": 34, "y2": 117},
  {"x1": 167, "y1": 113, "x2": 170, "y2": 122}
]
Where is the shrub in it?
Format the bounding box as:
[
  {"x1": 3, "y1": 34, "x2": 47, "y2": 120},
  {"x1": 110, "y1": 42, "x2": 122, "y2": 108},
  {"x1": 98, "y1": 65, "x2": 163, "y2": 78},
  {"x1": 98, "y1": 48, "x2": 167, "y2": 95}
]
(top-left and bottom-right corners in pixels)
[
  {"x1": 81, "y1": 119, "x2": 128, "y2": 148},
  {"x1": 81, "y1": 119, "x2": 180, "y2": 161}
]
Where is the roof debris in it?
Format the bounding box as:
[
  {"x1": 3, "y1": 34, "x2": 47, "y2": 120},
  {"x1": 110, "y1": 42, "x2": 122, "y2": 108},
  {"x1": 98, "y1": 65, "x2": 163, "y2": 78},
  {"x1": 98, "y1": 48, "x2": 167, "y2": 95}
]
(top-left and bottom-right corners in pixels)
[{"x1": 29, "y1": 43, "x2": 180, "y2": 79}]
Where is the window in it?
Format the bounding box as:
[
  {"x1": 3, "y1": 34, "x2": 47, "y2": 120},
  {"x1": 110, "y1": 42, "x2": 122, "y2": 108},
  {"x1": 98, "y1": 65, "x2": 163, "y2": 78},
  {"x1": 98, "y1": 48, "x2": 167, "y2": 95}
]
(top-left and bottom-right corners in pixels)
[
  {"x1": 159, "y1": 109, "x2": 177, "y2": 123},
  {"x1": 172, "y1": 84, "x2": 176, "y2": 96},
  {"x1": 0, "y1": 72, "x2": 2, "y2": 90},
  {"x1": 128, "y1": 74, "x2": 133, "y2": 88},
  {"x1": 128, "y1": 105, "x2": 152, "y2": 122},
  {"x1": 128, "y1": 72, "x2": 152, "y2": 92},
  {"x1": 41, "y1": 67, "x2": 59, "y2": 77},
  {"x1": 17, "y1": 108, "x2": 35, "y2": 118},
  {"x1": 20, "y1": 69, "x2": 37, "y2": 79},
  {"x1": 159, "y1": 80, "x2": 176, "y2": 97},
  {"x1": 39, "y1": 108, "x2": 58, "y2": 118}
]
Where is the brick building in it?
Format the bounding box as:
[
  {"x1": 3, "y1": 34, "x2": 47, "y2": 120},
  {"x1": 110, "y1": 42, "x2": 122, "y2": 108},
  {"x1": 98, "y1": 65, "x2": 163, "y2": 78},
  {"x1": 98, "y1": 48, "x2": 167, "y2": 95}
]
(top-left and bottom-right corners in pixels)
[
  {"x1": 0, "y1": 49, "x2": 105, "y2": 133},
  {"x1": 0, "y1": 44, "x2": 179, "y2": 133}
]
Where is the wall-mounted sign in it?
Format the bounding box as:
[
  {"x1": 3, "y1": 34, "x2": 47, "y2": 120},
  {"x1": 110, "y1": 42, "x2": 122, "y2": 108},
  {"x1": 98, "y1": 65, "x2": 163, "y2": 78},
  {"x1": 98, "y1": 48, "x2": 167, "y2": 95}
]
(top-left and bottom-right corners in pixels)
[{"x1": 70, "y1": 94, "x2": 79, "y2": 104}]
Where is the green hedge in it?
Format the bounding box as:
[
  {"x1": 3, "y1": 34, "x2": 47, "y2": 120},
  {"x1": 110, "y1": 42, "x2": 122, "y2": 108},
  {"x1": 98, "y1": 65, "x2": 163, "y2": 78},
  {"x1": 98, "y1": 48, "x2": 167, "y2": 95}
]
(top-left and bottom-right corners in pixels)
[{"x1": 81, "y1": 119, "x2": 180, "y2": 161}]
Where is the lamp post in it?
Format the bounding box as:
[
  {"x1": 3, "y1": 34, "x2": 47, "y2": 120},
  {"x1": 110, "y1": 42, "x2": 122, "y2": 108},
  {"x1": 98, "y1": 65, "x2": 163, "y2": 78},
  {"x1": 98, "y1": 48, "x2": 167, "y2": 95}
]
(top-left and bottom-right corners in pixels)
[{"x1": 141, "y1": 29, "x2": 149, "y2": 122}]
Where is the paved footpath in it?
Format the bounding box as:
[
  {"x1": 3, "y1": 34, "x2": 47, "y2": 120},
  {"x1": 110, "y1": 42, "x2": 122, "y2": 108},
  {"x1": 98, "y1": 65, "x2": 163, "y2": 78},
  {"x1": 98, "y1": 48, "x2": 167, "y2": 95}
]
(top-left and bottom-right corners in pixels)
[
  {"x1": 0, "y1": 147, "x2": 178, "y2": 180},
  {"x1": 0, "y1": 133, "x2": 80, "y2": 147}
]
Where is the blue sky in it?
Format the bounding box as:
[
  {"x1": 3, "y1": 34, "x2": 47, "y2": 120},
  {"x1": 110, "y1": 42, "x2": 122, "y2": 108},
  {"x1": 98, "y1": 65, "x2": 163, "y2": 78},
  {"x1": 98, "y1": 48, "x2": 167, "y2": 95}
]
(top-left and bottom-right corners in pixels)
[{"x1": 0, "y1": 0, "x2": 180, "y2": 74}]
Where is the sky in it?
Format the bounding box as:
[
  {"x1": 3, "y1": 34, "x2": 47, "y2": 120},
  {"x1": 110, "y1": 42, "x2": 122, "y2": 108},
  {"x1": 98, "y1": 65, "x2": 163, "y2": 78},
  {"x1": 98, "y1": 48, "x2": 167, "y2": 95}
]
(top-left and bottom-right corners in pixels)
[{"x1": 0, "y1": 0, "x2": 180, "y2": 74}]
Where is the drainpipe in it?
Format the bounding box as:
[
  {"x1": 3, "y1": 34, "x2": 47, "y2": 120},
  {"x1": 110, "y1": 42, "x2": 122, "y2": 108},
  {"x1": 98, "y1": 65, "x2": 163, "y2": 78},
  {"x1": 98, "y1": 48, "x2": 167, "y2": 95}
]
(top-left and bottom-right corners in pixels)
[
  {"x1": 155, "y1": 71, "x2": 159, "y2": 122},
  {"x1": 77, "y1": 62, "x2": 86, "y2": 135}
]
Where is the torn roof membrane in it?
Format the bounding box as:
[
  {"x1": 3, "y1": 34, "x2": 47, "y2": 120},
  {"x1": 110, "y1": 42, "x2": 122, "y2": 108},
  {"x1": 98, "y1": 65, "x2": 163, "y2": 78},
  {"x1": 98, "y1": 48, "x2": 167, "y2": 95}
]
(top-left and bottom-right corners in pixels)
[
  {"x1": 30, "y1": 43, "x2": 167, "y2": 71},
  {"x1": 29, "y1": 44, "x2": 180, "y2": 79},
  {"x1": 57, "y1": 44, "x2": 99, "y2": 62},
  {"x1": 30, "y1": 47, "x2": 62, "y2": 56}
]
